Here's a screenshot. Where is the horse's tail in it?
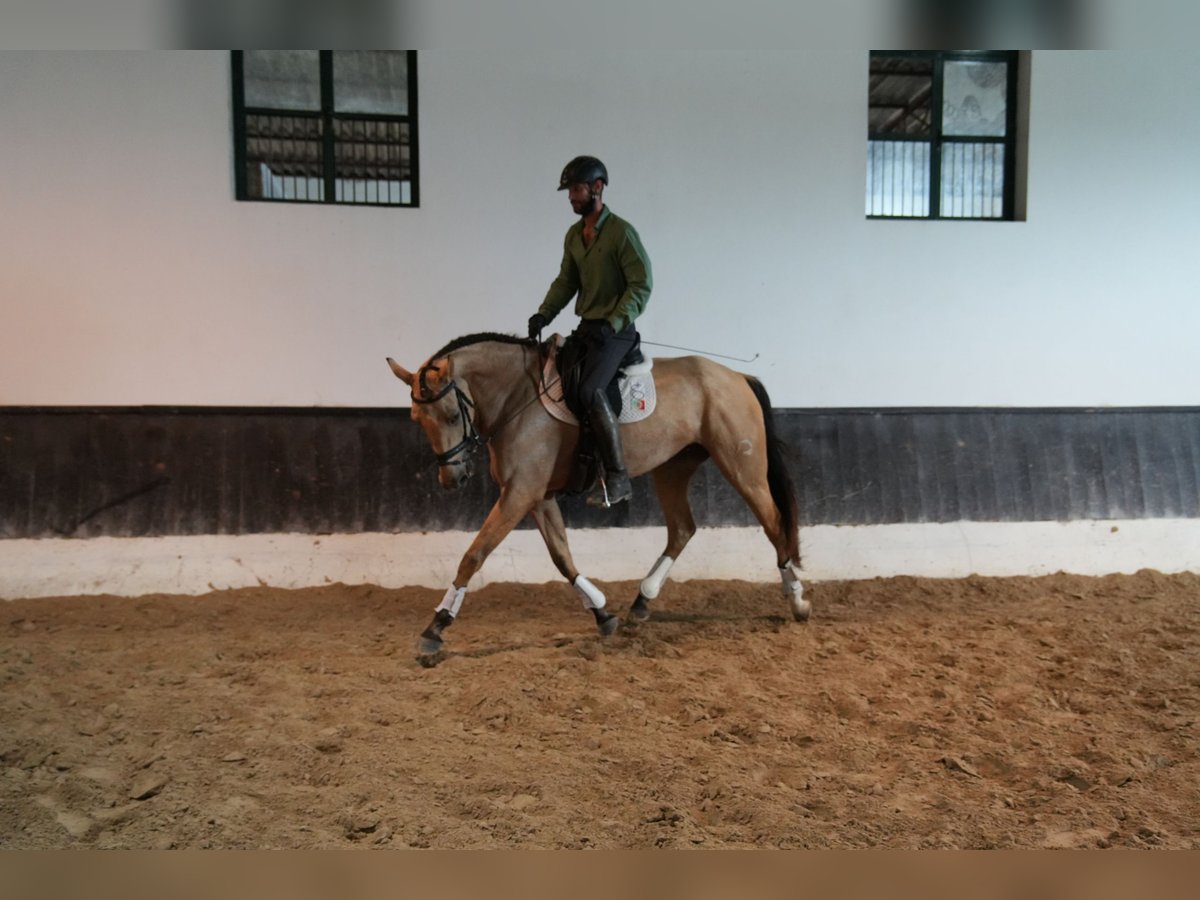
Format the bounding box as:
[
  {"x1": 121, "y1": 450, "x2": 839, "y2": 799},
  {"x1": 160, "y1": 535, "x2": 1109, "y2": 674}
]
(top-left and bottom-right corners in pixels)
[{"x1": 745, "y1": 376, "x2": 801, "y2": 567}]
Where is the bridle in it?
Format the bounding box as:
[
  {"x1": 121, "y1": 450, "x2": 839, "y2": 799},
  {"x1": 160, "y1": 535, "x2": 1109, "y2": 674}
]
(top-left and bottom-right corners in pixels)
[
  {"x1": 409, "y1": 342, "x2": 567, "y2": 470},
  {"x1": 411, "y1": 364, "x2": 483, "y2": 468}
]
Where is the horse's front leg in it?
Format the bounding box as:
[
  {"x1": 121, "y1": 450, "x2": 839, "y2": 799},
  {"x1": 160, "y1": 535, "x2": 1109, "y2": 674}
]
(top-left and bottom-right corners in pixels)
[
  {"x1": 418, "y1": 486, "x2": 534, "y2": 658},
  {"x1": 529, "y1": 498, "x2": 619, "y2": 637},
  {"x1": 629, "y1": 446, "x2": 707, "y2": 622}
]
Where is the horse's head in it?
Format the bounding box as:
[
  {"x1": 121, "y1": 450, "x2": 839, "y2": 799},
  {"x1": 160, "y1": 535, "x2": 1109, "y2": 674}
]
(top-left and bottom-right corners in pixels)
[{"x1": 387, "y1": 356, "x2": 479, "y2": 490}]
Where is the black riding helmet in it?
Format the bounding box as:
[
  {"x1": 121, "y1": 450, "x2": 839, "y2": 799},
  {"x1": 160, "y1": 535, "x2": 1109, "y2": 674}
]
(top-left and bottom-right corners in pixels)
[{"x1": 558, "y1": 155, "x2": 608, "y2": 190}]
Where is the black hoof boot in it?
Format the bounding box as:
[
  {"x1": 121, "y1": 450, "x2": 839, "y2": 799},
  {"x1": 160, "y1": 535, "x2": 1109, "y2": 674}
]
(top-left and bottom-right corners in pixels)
[
  {"x1": 417, "y1": 609, "x2": 454, "y2": 658},
  {"x1": 629, "y1": 593, "x2": 652, "y2": 622},
  {"x1": 593, "y1": 607, "x2": 621, "y2": 636}
]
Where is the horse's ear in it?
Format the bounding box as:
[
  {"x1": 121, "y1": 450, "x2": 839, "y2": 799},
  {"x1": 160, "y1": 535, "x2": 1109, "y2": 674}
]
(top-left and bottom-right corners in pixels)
[{"x1": 386, "y1": 357, "x2": 414, "y2": 386}]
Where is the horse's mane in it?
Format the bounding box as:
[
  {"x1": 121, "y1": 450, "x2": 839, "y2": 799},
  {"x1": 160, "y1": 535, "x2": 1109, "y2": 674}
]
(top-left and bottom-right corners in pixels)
[{"x1": 428, "y1": 332, "x2": 527, "y2": 362}]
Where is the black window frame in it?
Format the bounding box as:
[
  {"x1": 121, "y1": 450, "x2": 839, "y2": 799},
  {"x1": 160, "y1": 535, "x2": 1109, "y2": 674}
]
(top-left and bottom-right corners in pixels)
[
  {"x1": 868, "y1": 50, "x2": 1019, "y2": 221},
  {"x1": 231, "y1": 50, "x2": 420, "y2": 208}
]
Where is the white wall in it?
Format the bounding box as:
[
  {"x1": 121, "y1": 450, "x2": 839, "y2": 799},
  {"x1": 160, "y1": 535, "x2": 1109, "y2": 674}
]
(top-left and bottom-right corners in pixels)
[
  {"x1": 1, "y1": 50, "x2": 1196, "y2": 409},
  {"x1": 6, "y1": 520, "x2": 1200, "y2": 599}
]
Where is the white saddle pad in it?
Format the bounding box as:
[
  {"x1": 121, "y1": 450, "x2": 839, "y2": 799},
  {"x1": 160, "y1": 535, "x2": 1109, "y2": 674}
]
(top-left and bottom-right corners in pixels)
[{"x1": 538, "y1": 333, "x2": 657, "y2": 426}]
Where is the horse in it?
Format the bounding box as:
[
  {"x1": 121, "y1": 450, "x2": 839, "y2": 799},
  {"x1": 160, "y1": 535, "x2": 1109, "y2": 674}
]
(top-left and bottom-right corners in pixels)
[{"x1": 386, "y1": 332, "x2": 808, "y2": 661}]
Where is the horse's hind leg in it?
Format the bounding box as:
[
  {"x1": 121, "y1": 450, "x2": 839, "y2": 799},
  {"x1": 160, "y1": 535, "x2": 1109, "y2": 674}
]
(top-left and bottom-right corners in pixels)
[
  {"x1": 630, "y1": 445, "x2": 708, "y2": 622},
  {"x1": 530, "y1": 498, "x2": 618, "y2": 636},
  {"x1": 709, "y1": 440, "x2": 810, "y2": 622}
]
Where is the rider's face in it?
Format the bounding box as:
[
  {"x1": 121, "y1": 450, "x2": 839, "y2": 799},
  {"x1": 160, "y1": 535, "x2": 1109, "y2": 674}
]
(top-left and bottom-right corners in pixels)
[{"x1": 567, "y1": 181, "x2": 600, "y2": 216}]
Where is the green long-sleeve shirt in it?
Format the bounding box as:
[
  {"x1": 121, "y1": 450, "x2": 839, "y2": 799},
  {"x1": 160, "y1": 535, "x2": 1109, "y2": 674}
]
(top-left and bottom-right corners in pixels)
[{"x1": 539, "y1": 206, "x2": 652, "y2": 333}]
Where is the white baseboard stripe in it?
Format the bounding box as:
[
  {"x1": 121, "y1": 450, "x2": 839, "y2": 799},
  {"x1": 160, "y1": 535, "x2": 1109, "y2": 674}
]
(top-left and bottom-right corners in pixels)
[{"x1": 2, "y1": 520, "x2": 1198, "y2": 600}]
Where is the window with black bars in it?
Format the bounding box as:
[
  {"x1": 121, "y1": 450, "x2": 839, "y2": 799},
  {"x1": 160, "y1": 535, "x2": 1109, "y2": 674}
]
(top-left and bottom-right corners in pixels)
[
  {"x1": 232, "y1": 51, "x2": 418, "y2": 207},
  {"x1": 867, "y1": 51, "x2": 1017, "y2": 220}
]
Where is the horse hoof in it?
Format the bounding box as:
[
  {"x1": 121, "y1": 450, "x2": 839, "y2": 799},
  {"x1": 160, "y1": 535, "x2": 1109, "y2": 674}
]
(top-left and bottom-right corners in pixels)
[
  {"x1": 417, "y1": 635, "x2": 444, "y2": 656},
  {"x1": 416, "y1": 650, "x2": 448, "y2": 668},
  {"x1": 791, "y1": 599, "x2": 812, "y2": 622},
  {"x1": 597, "y1": 613, "x2": 621, "y2": 637},
  {"x1": 629, "y1": 594, "x2": 652, "y2": 622},
  {"x1": 416, "y1": 635, "x2": 448, "y2": 667}
]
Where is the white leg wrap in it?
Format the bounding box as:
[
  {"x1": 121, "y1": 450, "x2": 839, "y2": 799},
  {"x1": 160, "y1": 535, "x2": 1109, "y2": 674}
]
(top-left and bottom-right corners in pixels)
[
  {"x1": 779, "y1": 562, "x2": 802, "y2": 597},
  {"x1": 639, "y1": 555, "x2": 674, "y2": 601},
  {"x1": 436, "y1": 585, "x2": 467, "y2": 618},
  {"x1": 573, "y1": 575, "x2": 607, "y2": 611},
  {"x1": 779, "y1": 562, "x2": 810, "y2": 620}
]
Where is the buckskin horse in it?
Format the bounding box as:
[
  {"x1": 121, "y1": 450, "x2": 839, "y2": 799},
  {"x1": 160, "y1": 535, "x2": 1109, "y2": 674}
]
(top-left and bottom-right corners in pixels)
[{"x1": 387, "y1": 333, "x2": 808, "y2": 661}]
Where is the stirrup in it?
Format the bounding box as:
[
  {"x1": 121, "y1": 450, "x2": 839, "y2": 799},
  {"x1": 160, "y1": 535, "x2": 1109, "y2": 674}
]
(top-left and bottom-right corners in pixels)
[{"x1": 587, "y1": 471, "x2": 631, "y2": 508}]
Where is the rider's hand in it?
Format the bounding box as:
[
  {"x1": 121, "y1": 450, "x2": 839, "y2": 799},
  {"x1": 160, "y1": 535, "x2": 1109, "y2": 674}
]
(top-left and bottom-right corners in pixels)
[{"x1": 528, "y1": 312, "x2": 548, "y2": 340}]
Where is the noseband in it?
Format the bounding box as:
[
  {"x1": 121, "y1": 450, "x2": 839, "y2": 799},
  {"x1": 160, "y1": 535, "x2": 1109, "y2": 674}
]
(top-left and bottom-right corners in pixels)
[{"x1": 412, "y1": 365, "x2": 483, "y2": 467}]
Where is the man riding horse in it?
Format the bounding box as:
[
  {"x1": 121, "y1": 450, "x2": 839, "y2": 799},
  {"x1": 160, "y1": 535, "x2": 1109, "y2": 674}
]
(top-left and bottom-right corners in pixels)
[
  {"x1": 388, "y1": 157, "x2": 805, "y2": 661},
  {"x1": 527, "y1": 156, "x2": 653, "y2": 508}
]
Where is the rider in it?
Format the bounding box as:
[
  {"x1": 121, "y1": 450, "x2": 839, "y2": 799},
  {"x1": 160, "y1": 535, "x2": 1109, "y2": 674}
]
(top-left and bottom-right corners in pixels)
[{"x1": 527, "y1": 155, "x2": 653, "y2": 507}]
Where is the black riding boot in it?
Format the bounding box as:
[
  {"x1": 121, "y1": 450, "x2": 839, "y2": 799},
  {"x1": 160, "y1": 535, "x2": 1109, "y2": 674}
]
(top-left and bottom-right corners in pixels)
[{"x1": 586, "y1": 389, "x2": 632, "y2": 507}]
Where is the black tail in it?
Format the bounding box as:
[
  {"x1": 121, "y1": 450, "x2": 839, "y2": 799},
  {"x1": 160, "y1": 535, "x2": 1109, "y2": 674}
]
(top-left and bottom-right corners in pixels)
[{"x1": 745, "y1": 376, "x2": 800, "y2": 566}]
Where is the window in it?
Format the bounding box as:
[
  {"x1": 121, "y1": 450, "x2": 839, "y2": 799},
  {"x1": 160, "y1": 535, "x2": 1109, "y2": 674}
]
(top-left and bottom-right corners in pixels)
[
  {"x1": 867, "y1": 51, "x2": 1020, "y2": 220},
  {"x1": 232, "y1": 51, "x2": 418, "y2": 207}
]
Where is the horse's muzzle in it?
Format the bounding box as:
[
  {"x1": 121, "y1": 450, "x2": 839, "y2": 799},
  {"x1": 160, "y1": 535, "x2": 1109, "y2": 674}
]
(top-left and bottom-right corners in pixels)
[{"x1": 438, "y1": 461, "x2": 472, "y2": 490}]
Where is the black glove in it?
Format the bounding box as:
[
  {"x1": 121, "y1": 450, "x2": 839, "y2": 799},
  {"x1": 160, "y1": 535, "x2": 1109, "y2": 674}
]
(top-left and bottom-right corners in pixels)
[{"x1": 528, "y1": 312, "x2": 548, "y2": 340}]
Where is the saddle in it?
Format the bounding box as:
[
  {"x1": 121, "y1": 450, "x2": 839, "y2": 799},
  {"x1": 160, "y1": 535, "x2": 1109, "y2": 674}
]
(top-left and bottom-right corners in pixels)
[
  {"x1": 538, "y1": 334, "x2": 658, "y2": 495},
  {"x1": 539, "y1": 334, "x2": 657, "y2": 425}
]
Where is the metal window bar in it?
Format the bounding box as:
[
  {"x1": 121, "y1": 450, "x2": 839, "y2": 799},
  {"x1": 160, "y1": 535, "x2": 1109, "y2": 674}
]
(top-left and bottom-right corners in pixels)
[
  {"x1": 941, "y1": 142, "x2": 1005, "y2": 218},
  {"x1": 332, "y1": 116, "x2": 411, "y2": 206},
  {"x1": 867, "y1": 140, "x2": 930, "y2": 217}
]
